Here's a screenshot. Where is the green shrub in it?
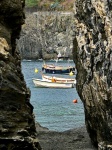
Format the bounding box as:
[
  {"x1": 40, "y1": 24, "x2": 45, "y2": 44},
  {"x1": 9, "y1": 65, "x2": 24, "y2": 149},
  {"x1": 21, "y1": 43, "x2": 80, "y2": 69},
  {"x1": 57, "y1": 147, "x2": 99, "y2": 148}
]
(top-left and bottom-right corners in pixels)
[{"x1": 26, "y1": 0, "x2": 40, "y2": 7}]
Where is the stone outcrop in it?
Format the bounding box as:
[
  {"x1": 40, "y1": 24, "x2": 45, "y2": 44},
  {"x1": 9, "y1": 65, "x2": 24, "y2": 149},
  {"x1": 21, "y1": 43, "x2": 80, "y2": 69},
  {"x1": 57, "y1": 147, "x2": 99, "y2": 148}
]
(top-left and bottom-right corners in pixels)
[
  {"x1": 0, "y1": 1, "x2": 41, "y2": 149},
  {"x1": 73, "y1": 0, "x2": 112, "y2": 149},
  {"x1": 18, "y1": 11, "x2": 75, "y2": 60}
]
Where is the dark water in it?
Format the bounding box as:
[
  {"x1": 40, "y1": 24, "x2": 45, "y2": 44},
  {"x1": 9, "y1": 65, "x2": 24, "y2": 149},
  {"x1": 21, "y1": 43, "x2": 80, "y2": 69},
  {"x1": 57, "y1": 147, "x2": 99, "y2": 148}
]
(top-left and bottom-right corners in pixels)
[{"x1": 21, "y1": 60, "x2": 85, "y2": 132}]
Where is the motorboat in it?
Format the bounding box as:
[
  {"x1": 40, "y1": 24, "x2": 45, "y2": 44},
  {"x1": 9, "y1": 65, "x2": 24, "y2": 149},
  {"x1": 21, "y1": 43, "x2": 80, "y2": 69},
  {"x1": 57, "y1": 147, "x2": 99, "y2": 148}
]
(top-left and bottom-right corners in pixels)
[
  {"x1": 42, "y1": 64, "x2": 75, "y2": 74},
  {"x1": 32, "y1": 78, "x2": 75, "y2": 88},
  {"x1": 42, "y1": 74, "x2": 76, "y2": 84}
]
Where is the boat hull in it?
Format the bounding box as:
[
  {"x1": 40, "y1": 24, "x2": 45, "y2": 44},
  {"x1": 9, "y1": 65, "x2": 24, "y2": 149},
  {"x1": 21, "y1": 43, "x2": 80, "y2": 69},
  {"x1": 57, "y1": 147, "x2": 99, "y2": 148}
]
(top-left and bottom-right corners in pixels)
[
  {"x1": 33, "y1": 79, "x2": 75, "y2": 88},
  {"x1": 42, "y1": 74, "x2": 76, "y2": 84},
  {"x1": 42, "y1": 64, "x2": 75, "y2": 74}
]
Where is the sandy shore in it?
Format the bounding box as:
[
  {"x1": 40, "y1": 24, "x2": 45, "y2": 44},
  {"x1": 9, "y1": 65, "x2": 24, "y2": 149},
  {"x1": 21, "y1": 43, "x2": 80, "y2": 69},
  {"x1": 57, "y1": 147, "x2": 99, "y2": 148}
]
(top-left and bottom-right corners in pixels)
[{"x1": 36, "y1": 123, "x2": 97, "y2": 150}]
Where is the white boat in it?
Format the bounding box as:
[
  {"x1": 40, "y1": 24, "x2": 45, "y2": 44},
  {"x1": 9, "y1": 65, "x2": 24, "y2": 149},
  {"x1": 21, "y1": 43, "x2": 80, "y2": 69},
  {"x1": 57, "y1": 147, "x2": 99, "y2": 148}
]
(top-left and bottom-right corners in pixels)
[
  {"x1": 42, "y1": 74, "x2": 76, "y2": 84},
  {"x1": 32, "y1": 78, "x2": 75, "y2": 88}
]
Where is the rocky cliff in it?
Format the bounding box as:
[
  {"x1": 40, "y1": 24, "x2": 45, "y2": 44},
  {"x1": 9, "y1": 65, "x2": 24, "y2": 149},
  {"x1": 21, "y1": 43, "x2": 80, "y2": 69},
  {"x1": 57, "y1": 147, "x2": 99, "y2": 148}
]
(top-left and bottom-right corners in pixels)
[
  {"x1": 73, "y1": 0, "x2": 112, "y2": 149},
  {"x1": 0, "y1": 1, "x2": 41, "y2": 149},
  {"x1": 18, "y1": 11, "x2": 75, "y2": 60}
]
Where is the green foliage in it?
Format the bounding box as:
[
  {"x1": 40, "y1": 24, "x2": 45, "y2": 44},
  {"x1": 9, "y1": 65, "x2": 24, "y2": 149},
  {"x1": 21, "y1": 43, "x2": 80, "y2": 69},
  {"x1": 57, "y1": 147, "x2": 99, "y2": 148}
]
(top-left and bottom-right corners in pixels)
[
  {"x1": 25, "y1": 0, "x2": 65, "y2": 7},
  {"x1": 25, "y1": 0, "x2": 73, "y2": 10},
  {"x1": 25, "y1": 0, "x2": 40, "y2": 7}
]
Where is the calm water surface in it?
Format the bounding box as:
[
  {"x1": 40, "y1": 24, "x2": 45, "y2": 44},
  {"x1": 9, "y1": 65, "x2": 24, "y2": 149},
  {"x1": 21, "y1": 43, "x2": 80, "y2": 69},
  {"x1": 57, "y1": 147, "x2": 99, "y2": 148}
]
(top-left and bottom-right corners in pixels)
[{"x1": 21, "y1": 60, "x2": 85, "y2": 131}]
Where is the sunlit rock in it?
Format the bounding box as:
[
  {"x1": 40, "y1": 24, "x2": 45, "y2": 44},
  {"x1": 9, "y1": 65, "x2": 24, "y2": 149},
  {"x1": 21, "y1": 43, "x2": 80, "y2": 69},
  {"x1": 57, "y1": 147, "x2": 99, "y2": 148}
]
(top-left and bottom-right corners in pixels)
[
  {"x1": 18, "y1": 11, "x2": 75, "y2": 60},
  {"x1": 73, "y1": 0, "x2": 112, "y2": 149}
]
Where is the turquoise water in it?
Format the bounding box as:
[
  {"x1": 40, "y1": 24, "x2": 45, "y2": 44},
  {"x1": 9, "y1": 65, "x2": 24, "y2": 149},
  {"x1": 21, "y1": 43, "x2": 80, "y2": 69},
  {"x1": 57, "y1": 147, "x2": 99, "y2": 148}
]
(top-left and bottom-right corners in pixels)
[{"x1": 21, "y1": 60, "x2": 85, "y2": 131}]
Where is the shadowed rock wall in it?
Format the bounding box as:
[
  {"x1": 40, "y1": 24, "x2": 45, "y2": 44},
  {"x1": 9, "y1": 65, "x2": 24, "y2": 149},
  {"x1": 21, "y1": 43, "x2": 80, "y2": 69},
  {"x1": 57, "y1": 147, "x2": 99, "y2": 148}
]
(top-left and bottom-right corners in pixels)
[
  {"x1": 73, "y1": 0, "x2": 112, "y2": 149},
  {"x1": 0, "y1": 0, "x2": 41, "y2": 149}
]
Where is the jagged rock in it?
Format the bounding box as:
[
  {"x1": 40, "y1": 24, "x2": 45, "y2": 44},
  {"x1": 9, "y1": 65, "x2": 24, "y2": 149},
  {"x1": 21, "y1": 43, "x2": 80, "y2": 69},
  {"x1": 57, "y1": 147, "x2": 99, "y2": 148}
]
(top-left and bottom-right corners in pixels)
[
  {"x1": 18, "y1": 11, "x2": 75, "y2": 60},
  {"x1": 73, "y1": 0, "x2": 112, "y2": 149},
  {"x1": 0, "y1": 0, "x2": 41, "y2": 149}
]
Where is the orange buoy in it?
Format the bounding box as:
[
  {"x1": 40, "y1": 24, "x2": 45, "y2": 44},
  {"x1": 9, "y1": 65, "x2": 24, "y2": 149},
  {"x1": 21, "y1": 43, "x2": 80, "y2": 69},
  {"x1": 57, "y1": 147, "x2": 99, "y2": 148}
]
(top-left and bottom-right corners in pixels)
[{"x1": 73, "y1": 99, "x2": 78, "y2": 103}]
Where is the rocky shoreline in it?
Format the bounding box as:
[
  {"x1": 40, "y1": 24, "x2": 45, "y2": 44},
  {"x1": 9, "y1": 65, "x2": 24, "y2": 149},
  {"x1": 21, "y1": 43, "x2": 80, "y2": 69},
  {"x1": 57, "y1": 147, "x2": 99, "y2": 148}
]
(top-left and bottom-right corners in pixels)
[{"x1": 36, "y1": 123, "x2": 97, "y2": 150}]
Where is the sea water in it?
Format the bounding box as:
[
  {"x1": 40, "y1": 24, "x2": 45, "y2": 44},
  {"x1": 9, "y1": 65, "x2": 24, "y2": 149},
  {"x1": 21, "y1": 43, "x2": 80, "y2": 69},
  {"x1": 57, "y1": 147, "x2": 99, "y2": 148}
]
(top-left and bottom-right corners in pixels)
[{"x1": 21, "y1": 60, "x2": 85, "y2": 132}]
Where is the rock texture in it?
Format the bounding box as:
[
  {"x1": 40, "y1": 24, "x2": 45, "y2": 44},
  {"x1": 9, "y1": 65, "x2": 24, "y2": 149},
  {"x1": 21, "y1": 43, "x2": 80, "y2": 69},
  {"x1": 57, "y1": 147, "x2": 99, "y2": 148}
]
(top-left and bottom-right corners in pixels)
[
  {"x1": 73, "y1": 0, "x2": 112, "y2": 149},
  {"x1": 0, "y1": 1, "x2": 41, "y2": 149},
  {"x1": 18, "y1": 11, "x2": 75, "y2": 60}
]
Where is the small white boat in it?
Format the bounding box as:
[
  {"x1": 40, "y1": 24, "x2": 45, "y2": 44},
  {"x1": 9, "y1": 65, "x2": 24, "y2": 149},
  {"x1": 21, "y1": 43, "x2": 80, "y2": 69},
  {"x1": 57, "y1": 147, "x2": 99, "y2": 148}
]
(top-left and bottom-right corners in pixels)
[
  {"x1": 32, "y1": 78, "x2": 75, "y2": 88},
  {"x1": 42, "y1": 74, "x2": 76, "y2": 84}
]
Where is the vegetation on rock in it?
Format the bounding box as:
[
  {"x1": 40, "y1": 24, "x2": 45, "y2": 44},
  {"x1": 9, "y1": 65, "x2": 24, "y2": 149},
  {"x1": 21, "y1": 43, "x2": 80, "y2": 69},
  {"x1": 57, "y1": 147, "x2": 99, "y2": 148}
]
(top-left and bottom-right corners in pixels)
[
  {"x1": 25, "y1": 0, "x2": 74, "y2": 11},
  {"x1": 26, "y1": 0, "x2": 39, "y2": 7}
]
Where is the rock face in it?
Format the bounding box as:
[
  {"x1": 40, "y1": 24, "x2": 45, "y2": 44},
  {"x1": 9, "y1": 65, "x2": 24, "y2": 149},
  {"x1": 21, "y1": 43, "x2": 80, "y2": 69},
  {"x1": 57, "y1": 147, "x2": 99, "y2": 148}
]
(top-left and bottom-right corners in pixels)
[
  {"x1": 18, "y1": 11, "x2": 75, "y2": 60},
  {"x1": 73, "y1": 0, "x2": 112, "y2": 149},
  {"x1": 0, "y1": 1, "x2": 41, "y2": 149}
]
